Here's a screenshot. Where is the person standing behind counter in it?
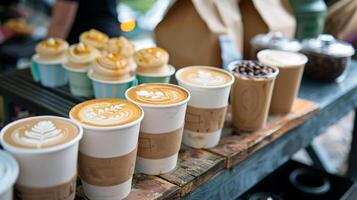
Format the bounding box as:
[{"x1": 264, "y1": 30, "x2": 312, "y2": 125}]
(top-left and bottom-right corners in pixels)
[{"x1": 47, "y1": 0, "x2": 120, "y2": 43}]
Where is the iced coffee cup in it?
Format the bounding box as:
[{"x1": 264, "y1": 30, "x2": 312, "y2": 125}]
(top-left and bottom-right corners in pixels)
[
  {"x1": 0, "y1": 116, "x2": 83, "y2": 200},
  {"x1": 70, "y1": 99, "x2": 144, "y2": 200},
  {"x1": 0, "y1": 150, "x2": 19, "y2": 200},
  {"x1": 257, "y1": 49, "x2": 308, "y2": 113},
  {"x1": 229, "y1": 61, "x2": 279, "y2": 131},
  {"x1": 176, "y1": 66, "x2": 234, "y2": 148},
  {"x1": 126, "y1": 84, "x2": 190, "y2": 175}
]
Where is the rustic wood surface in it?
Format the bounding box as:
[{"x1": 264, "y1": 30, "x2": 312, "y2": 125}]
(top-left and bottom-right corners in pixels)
[{"x1": 5, "y1": 62, "x2": 357, "y2": 199}]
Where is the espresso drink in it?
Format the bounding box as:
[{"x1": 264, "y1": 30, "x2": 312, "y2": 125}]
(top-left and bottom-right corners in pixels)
[
  {"x1": 176, "y1": 66, "x2": 234, "y2": 149},
  {"x1": 258, "y1": 50, "x2": 308, "y2": 113},
  {"x1": 230, "y1": 61, "x2": 279, "y2": 131},
  {"x1": 126, "y1": 84, "x2": 188, "y2": 105},
  {"x1": 3, "y1": 118, "x2": 78, "y2": 149},
  {"x1": 70, "y1": 99, "x2": 143, "y2": 200},
  {"x1": 0, "y1": 116, "x2": 83, "y2": 200},
  {"x1": 126, "y1": 84, "x2": 190, "y2": 175}
]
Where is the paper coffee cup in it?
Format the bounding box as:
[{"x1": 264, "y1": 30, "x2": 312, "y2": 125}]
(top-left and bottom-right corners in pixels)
[
  {"x1": 0, "y1": 116, "x2": 83, "y2": 200},
  {"x1": 176, "y1": 66, "x2": 234, "y2": 148},
  {"x1": 88, "y1": 69, "x2": 137, "y2": 99},
  {"x1": 257, "y1": 50, "x2": 308, "y2": 113},
  {"x1": 0, "y1": 150, "x2": 19, "y2": 200},
  {"x1": 136, "y1": 65, "x2": 175, "y2": 84},
  {"x1": 31, "y1": 55, "x2": 68, "y2": 87},
  {"x1": 229, "y1": 61, "x2": 279, "y2": 131},
  {"x1": 70, "y1": 99, "x2": 144, "y2": 200},
  {"x1": 126, "y1": 84, "x2": 190, "y2": 175},
  {"x1": 63, "y1": 64, "x2": 93, "y2": 97}
]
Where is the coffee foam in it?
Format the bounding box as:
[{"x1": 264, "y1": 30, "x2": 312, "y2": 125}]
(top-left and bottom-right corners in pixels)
[
  {"x1": 70, "y1": 99, "x2": 143, "y2": 127},
  {"x1": 177, "y1": 67, "x2": 232, "y2": 87},
  {"x1": 2, "y1": 118, "x2": 79, "y2": 149},
  {"x1": 257, "y1": 50, "x2": 308, "y2": 68},
  {"x1": 126, "y1": 84, "x2": 189, "y2": 105}
]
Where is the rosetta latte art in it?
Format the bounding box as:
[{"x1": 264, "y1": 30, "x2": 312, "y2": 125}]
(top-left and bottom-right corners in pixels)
[
  {"x1": 12, "y1": 121, "x2": 65, "y2": 148},
  {"x1": 85, "y1": 104, "x2": 127, "y2": 121}
]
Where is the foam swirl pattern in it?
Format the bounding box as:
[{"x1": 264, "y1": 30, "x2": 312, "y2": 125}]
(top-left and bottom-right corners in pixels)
[
  {"x1": 70, "y1": 99, "x2": 143, "y2": 127},
  {"x1": 126, "y1": 84, "x2": 189, "y2": 105},
  {"x1": 177, "y1": 67, "x2": 232, "y2": 87}
]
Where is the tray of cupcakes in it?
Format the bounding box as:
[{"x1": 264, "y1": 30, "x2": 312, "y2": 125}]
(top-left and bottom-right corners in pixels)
[
  {"x1": 0, "y1": 29, "x2": 324, "y2": 200},
  {"x1": 30, "y1": 29, "x2": 175, "y2": 99}
]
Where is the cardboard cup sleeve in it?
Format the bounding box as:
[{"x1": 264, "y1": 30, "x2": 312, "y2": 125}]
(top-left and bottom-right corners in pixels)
[
  {"x1": 78, "y1": 147, "x2": 137, "y2": 187},
  {"x1": 15, "y1": 175, "x2": 77, "y2": 200},
  {"x1": 138, "y1": 126, "x2": 183, "y2": 159},
  {"x1": 185, "y1": 106, "x2": 227, "y2": 133}
]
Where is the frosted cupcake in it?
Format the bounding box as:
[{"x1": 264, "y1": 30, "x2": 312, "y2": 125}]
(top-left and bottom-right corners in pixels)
[
  {"x1": 63, "y1": 43, "x2": 100, "y2": 97},
  {"x1": 31, "y1": 37, "x2": 69, "y2": 87},
  {"x1": 106, "y1": 36, "x2": 136, "y2": 71},
  {"x1": 88, "y1": 53, "x2": 137, "y2": 98},
  {"x1": 79, "y1": 29, "x2": 109, "y2": 50},
  {"x1": 134, "y1": 47, "x2": 175, "y2": 84}
]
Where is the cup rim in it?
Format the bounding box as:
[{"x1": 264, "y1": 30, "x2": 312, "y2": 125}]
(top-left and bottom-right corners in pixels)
[
  {"x1": 0, "y1": 150, "x2": 19, "y2": 195},
  {"x1": 0, "y1": 116, "x2": 83, "y2": 155},
  {"x1": 125, "y1": 83, "x2": 191, "y2": 108},
  {"x1": 257, "y1": 49, "x2": 308, "y2": 68},
  {"x1": 32, "y1": 54, "x2": 66, "y2": 65},
  {"x1": 87, "y1": 69, "x2": 136, "y2": 84},
  {"x1": 69, "y1": 100, "x2": 144, "y2": 131},
  {"x1": 136, "y1": 65, "x2": 176, "y2": 77},
  {"x1": 227, "y1": 60, "x2": 280, "y2": 79},
  {"x1": 175, "y1": 66, "x2": 235, "y2": 89}
]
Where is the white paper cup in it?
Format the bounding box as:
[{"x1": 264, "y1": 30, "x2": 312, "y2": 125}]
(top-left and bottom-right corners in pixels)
[
  {"x1": 125, "y1": 84, "x2": 190, "y2": 175},
  {"x1": 0, "y1": 116, "x2": 83, "y2": 199},
  {"x1": 70, "y1": 101, "x2": 144, "y2": 200},
  {"x1": 0, "y1": 150, "x2": 19, "y2": 200},
  {"x1": 176, "y1": 66, "x2": 234, "y2": 149}
]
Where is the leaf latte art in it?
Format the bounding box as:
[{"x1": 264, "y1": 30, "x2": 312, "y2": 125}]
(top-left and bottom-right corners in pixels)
[
  {"x1": 2, "y1": 118, "x2": 79, "y2": 149},
  {"x1": 13, "y1": 121, "x2": 64, "y2": 148}
]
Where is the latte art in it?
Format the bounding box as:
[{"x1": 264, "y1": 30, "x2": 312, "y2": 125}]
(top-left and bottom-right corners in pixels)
[
  {"x1": 2, "y1": 118, "x2": 79, "y2": 149},
  {"x1": 13, "y1": 121, "x2": 64, "y2": 148},
  {"x1": 177, "y1": 67, "x2": 233, "y2": 87},
  {"x1": 126, "y1": 84, "x2": 189, "y2": 105},
  {"x1": 70, "y1": 99, "x2": 143, "y2": 127}
]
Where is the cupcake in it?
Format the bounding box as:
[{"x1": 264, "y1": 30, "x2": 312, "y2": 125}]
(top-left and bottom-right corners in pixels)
[
  {"x1": 79, "y1": 29, "x2": 109, "y2": 50},
  {"x1": 106, "y1": 36, "x2": 136, "y2": 71},
  {"x1": 31, "y1": 38, "x2": 69, "y2": 87},
  {"x1": 134, "y1": 47, "x2": 175, "y2": 84},
  {"x1": 88, "y1": 53, "x2": 137, "y2": 98},
  {"x1": 63, "y1": 43, "x2": 100, "y2": 97}
]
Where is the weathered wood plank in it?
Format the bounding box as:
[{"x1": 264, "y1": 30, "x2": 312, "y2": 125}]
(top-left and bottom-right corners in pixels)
[
  {"x1": 159, "y1": 146, "x2": 225, "y2": 197},
  {"x1": 75, "y1": 174, "x2": 180, "y2": 200},
  {"x1": 208, "y1": 98, "x2": 319, "y2": 168}
]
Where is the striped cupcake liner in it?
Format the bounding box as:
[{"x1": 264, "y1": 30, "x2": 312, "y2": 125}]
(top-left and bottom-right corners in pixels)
[
  {"x1": 92, "y1": 79, "x2": 138, "y2": 99},
  {"x1": 32, "y1": 61, "x2": 68, "y2": 87}
]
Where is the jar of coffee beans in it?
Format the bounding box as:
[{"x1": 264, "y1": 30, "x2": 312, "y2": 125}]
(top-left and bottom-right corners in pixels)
[
  {"x1": 250, "y1": 32, "x2": 302, "y2": 59},
  {"x1": 301, "y1": 34, "x2": 355, "y2": 82}
]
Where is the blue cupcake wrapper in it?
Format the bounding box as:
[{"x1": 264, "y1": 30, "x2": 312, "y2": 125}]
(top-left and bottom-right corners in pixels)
[
  {"x1": 34, "y1": 62, "x2": 68, "y2": 87},
  {"x1": 92, "y1": 79, "x2": 137, "y2": 98}
]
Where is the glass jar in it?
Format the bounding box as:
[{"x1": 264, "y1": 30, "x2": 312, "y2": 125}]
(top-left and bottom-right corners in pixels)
[{"x1": 301, "y1": 34, "x2": 355, "y2": 82}]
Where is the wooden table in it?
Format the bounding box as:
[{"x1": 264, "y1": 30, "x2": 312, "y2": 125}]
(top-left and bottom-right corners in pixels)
[{"x1": 0, "y1": 61, "x2": 356, "y2": 199}]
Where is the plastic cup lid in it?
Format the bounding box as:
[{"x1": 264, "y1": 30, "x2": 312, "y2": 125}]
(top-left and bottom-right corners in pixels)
[{"x1": 0, "y1": 150, "x2": 19, "y2": 195}]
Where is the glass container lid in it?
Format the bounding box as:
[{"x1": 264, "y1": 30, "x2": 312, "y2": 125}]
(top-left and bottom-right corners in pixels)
[
  {"x1": 251, "y1": 32, "x2": 302, "y2": 52},
  {"x1": 302, "y1": 34, "x2": 355, "y2": 57}
]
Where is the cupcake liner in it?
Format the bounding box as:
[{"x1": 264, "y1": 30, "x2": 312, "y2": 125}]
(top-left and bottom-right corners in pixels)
[
  {"x1": 67, "y1": 70, "x2": 93, "y2": 97},
  {"x1": 33, "y1": 61, "x2": 68, "y2": 87},
  {"x1": 92, "y1": 78, "x2": 137, "y2": 98}
]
